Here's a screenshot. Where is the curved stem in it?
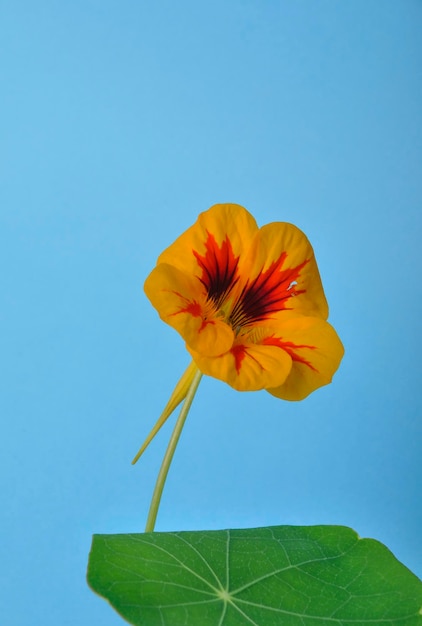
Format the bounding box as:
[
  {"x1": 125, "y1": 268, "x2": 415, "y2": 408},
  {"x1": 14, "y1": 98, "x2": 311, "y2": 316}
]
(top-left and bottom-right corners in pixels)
[
  {"x1": 145, "y1": 367, "x2": 203, "y2": 532},
  {"x1": 131, "y1": 360, "x2": 198, "y2": 465}
]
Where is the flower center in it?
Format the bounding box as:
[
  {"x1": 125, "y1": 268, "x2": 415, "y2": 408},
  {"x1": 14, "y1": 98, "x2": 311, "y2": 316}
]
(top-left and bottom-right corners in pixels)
[{"x1": 193, "y1": 231, "x2": 309, "y2": 335}]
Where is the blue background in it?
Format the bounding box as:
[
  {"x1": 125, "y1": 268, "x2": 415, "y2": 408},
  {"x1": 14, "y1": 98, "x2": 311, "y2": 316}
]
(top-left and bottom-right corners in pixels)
[{"x1": 1, "y1": 1, "x2": 421, "y2": 624}]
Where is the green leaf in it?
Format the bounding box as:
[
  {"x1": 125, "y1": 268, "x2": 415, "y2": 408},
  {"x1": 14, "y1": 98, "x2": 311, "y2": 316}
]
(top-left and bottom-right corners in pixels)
[{"x1": 87, "y1": 525, "x2": 422, "y2": 625}]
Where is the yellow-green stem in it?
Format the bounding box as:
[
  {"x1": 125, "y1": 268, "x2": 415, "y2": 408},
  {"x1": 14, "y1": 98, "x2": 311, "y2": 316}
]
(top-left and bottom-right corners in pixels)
[{"x1": 144, "y1": 368, "x2": 203, "y2": 532}]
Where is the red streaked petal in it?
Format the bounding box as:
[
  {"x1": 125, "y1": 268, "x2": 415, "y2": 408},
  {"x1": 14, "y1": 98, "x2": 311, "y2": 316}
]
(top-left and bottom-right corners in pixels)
[
  {"x1": 156, "y1": 204, "x2": 258, "y2": 288},
  {"x1": 144, "y1": 263, "x2": 234, "y2": 357},
  {"x1": 261, "y1": 334, "x2": 317, "y2": 370},
  {"x1": 237, "y1": 222, "x2": 329, "y2": 321},
  {"x1": 266, "y1": 317, "x2": 344, "y2": 400},
  {"x1": 188, "y1": 316, "x2": 343, "y2": 394},
  {"x1": 188, "y1": 333, "x2": 293, "y2": 392}
]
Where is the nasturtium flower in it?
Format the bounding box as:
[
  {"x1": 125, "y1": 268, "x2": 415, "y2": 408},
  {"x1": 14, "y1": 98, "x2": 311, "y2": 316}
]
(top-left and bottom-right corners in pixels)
[
  {"x1": 144, "y1": 203, "x2": 343, "y2": 401},
  {"x1": 132, "y1": 203, "x2": 344, "y2": 518}
]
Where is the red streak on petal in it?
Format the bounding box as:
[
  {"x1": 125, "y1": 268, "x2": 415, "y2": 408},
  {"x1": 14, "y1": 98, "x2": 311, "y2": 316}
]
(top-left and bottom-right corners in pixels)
[
  {"x1": 169, "y1": 294, "x2": 214, "y2": 333},
  {"x1": 262, "y1": 335, "x2": 317, "y2": 371},
  {"x1": 180, "y1": 301, "x2": 202, "y2": 317},
  {"x1": 168, "y1": 290, "x2": 203, "y2": 319},
  {"x1": 231, "y1": 344, "x2": 247, "y2": 375},
  {"x1": 193, "y1": 231, "x2": 239, "y2": 307},
  {"x1": 169, "y1": 292, "x2": 203, "y2": 322},
  {"x1": 231, "y1": 342, "x2": 267, "y2": 376},
  {"x1": 173, "y1": 300, "x2": 202, "y2": 317},
  {"x1": 230, "y1": 254, "x2": 309, "y2": 327}
]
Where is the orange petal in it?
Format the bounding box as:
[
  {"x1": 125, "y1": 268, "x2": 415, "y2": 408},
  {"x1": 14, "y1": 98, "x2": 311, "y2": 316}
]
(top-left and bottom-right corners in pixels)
[
  {"x1": 266, "y1": 317, "x2": 344, "y2": 401},
  {"x1": 157, "y1": 204, "x2": 258, "y2": 288},
  {"x1": 144, "y1": 263, "x2": 234, "y2": 357},
  {"x1": 189, "y1": 316, "x2": 343, "y2": 395},
  {"x1": 235, "y1": 222, "x2": 329, "y2": 323},
  {"x1": 188, "y1": 333, "x2": 293, "y2": 392}
]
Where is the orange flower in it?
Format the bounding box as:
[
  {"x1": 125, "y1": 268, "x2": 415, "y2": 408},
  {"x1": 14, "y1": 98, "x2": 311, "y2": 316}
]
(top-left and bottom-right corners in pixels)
[
  {"x1": 145, "y1": 203, "x2": 344, "y2": 401},
  {"x1": 134, "y1": 205, "x2": 344, "y2": 529}
]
